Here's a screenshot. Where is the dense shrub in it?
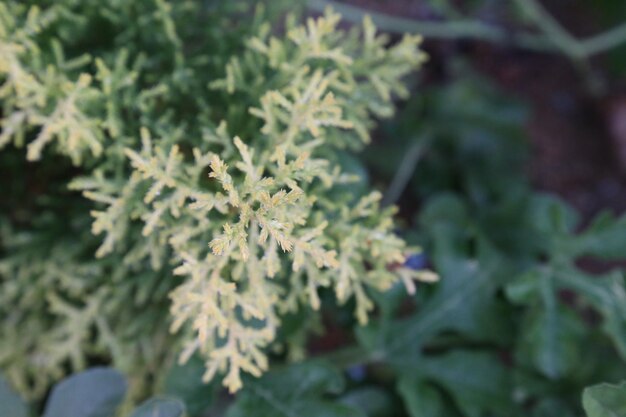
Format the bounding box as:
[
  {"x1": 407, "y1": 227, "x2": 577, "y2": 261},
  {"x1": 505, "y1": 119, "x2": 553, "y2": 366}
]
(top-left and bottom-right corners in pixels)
[{"x1": 0, "y1": 0, "x2": 430, "y2": 400}]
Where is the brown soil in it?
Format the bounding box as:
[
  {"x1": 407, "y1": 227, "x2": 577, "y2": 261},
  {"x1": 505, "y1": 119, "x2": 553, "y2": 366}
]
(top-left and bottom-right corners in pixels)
[{"x1": 472, "y1": 47, "x2": 626, "y2": 220}]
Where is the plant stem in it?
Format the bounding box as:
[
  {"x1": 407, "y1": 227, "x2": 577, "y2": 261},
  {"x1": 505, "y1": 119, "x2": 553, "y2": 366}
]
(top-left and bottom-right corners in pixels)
[
  {"x1": 513, "y1": 0, "x2": 613, "y2": 94},
  {"x1": 308, "y1": 0, "x2": 626, "y2": 95},
  {"x1": 513, "y1": 0, "x2": 583, "y2": 58},
  {"x1": 582, "y1": 22, "x2": 626, "y2": 56},
  {"x1": 382, "y1": 139, "x2": 427, "y2": 207},
  {"x1": 307, "y1": 0, "x2": 551, "y2": 51},
  {"x1": 307, "y1": 0, "x2": 626, "y2": 58}
]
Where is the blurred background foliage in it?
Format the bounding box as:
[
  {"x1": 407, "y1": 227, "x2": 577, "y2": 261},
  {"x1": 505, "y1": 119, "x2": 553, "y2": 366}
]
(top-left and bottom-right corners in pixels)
[{"x1": 3, "y1": 0, "x2": 626, "y2": 416}]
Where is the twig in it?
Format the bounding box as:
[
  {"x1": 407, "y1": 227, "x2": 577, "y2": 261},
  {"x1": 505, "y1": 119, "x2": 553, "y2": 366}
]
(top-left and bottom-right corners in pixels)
[
  {"x1": 382, "y1": 139, "x2": 427, "y2": 207},
  {"x1": 512, "y1": 0, "x2": 622, "y2": 93},
  {"x1": 581, "y1": 21, "x2": 626, "y2": 56},
  {"x1": 513, "y1": 0, "x2": 583, "y2": 58},
  {"x1": 514, "y1": 0, "x2": 626, "y2": 60},
  {"x1": 306, "y1": 0, "x2": 552, "y2": 51},
  {"x1": 306, "y1": 0, "x2": 626, "y2": 58}
]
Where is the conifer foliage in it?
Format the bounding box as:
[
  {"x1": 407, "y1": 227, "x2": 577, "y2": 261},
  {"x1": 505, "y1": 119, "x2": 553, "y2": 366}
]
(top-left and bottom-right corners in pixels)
[{"x1": 0, "y1": 1, "x2": 428, "y2": 397}]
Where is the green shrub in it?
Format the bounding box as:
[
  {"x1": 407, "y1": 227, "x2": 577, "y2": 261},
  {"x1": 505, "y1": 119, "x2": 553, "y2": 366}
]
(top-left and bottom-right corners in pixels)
[{"x1": 0, "y1": 0, "x2": 429, "y2": 399}]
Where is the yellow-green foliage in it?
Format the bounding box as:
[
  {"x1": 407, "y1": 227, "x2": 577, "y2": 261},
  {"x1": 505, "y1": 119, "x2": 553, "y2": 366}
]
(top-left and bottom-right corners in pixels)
[{"x1": 0, "y1": 0, "x2": 428, "y2": 398}]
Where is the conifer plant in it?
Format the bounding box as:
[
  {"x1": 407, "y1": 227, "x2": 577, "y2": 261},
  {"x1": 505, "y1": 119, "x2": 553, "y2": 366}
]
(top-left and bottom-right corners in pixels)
[{"x1": 0, "y1": 0, "x2": 430, "y2": 398}]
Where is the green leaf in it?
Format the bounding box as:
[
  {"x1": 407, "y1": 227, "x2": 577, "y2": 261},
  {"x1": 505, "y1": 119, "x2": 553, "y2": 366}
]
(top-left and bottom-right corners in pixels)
[
  {"x1": 0, "y1": 375, "x2": 28, "y2": 417},
  {"x1": 130, "y1": 398, "x2": 185, "y2": 417},
  {"x1": 531, "y1": 398, "x2": 578, "y2": 417},
  {"x1": 519, "y1": 303, "x2": 585, "y2": 379},
  {"x1": 357, "y1": 251, "x2": 506, "y2": 360},
  {"x1": 397, "y1": 379, "x2": 444, "y2": 417},
  {"x1": 339, "y1": 387, "x2": 397, "y2": 417},
  {"x1": 575, "y1": 212, "x2": 626, "y2": 259},
  {"x1": 516, "y1": 271, "x2": 584, "y2": 379},
  {"x1": 557, "y1": 269, "x2": 626, "y2": 359},
  {"x1": 583, "y1": 381, "x2": 626, "y2": 417},
  {"x1": 43, "y1": 368, "x2": 127, "y2": 417},
  {"x1": 226, "y1": 361, "x2": 364, "y2": 417},
  {"x1": 528, "y1": 194, "x2": 579, "y2": 237},
  {"x1": 418, "y1": 194, "x2": 472, "y2": 258},
  {"x1": 413, "y1": 351, "x2": 513, "y2": 417},
  {"x1": 505, "y1": 269, "x2": 542, "y2": 304},
  {"x1": 164, "y1": 355, "x2": 217, "y2": 416}
]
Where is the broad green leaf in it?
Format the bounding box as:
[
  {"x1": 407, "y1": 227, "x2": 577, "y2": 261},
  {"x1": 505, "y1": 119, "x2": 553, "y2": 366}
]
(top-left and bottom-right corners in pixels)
[
  {"x1": 357, "y1": 252, "x2": 506, "y2": 361},
  {"x1": 517, "y1": 272, "x2": 584, "y2": 379},
  {"x1": 432, "y1": 72, "x2": 527, "y2": 133},
  {"x1": 397, "y1": 378, "x2": 444, "y2": 417},
  {"x1": 575, "y1": 212, "x2": 626, "y2": 260},
  {"x1": 419, "y1": 193, "x2": 469, "y2": 226},
  {"x1": 518, "y1": 302, "x2": 584, "y2": 379},
  {"x1": 130, "y1": 398, "x2": 185, "y2": 417},
  {"x1": 528, "y1": 194, "x2": 579, "y2": 237},
  {"x1": 583, "y1": 381, "x2": 626, "y2": 417},
  {"x1": 418, "y1": 194, "x2": 472, "y2": 258},
  {"x1": 531, "y1": 398, "x2": 578, "y2": 417},
  {"x1": 226, "y1": 361, "x2": 364, "y2": 417},
  {"x1": 505, "y1": 269, "x2": 542, "y2": 304},
  {"x1": 0, "y1": 375, "x2": 28, "y2": 417},
  {"x1": 414, "y1": 351, "x2": 513, "y2": 417},
  {"x1": 557, "y1": 269, "x2": 626, "y2": 359},
  {"x1": 339, "y1": 387, "x2": 397, "y2": 417},
  {"x1": 369, "y1": 280, "x2": 414, "y2": 319},
  {"x1": 43, "y1": 368, "x2": 127, "y2": 417},
  {"x1": 164, "y1": 355, "x2": 217, "y2": 416}
]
